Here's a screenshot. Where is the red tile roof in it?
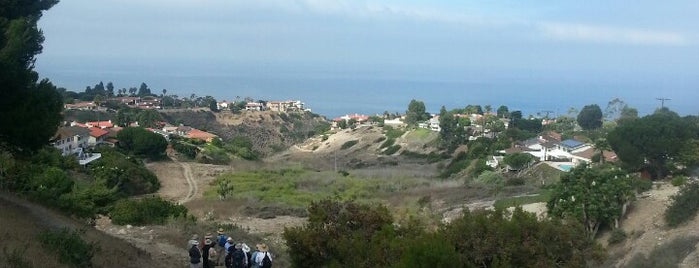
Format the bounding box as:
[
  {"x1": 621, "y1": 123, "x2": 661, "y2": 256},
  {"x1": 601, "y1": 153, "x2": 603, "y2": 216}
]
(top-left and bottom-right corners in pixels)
[
  {"x1": 89, "y1": 127, "x2": 109, "y2": 138},
  {"x1": 86, "y1": 121, "x2": 113, "y2": 128},
  {"x1": 186, "y1": 129, "x2": 218, "y2": 142}
]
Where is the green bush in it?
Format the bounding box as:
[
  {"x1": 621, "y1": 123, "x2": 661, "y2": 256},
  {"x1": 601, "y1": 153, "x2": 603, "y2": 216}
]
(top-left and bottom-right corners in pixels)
[
  {"x1": 379, "y1": 138, "x2": 396, "y2": 149},
  {"x1": 665, "y1": 181, "x2": 699, "y2": 227},
  {"x1": 505, "y1": 177, "x2": 526, "y2": 186},
  {"x1": 671, "y1": 176, "x2": 687, "y2": 187},
  {"x1": 116, "y1": 127, "x2": 168, "y2": 160},
  {"x1": 110, "y1": 196, "x2": 189, "y2": 225},
  {"x1": 476, "y1": 171, "x2": 504, "y2": 185},
  {"x1": 40, "y1": 228, "x2": 98, "y2": 268},
  {"x1": 632, "y1": 177, "x2": 652, "y2": 193},
  {"x1": 382, "y1": 145, "x2": 401, "y2": 155},
  {"x1": 607, "y1": 229, "x2": 627, "y2": 245},
  {"x1": 91, "y1": 149, "x2": 160, "y2": 196},
  {"x1": 171, "y1": 140, "x2": 199, "y2": 159},
  {"x1": 340, "y1": 140, "x2": 359, "y2": 150}
]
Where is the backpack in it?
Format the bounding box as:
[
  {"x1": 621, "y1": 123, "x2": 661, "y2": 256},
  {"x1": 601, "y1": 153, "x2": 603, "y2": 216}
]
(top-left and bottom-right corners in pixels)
[
  {"x1": 225, "y1": 251, "x2": 233, "y2": 268},
  {"x1": 231, "y1": 248, "x2": 246, "y2": 268},
  {"x1": 218, "y1": 235, "x2": 227, "y2": 248},
  {"x1": 261, "y1": 252, "x2": 272, "y2": 268},
  {"x1": 247, "y1": 251, "x2": 258, "y2": 268}
]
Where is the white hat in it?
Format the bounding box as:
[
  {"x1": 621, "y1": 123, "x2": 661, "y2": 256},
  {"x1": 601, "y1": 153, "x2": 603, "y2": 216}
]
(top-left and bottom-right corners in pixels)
[
  {"x1": 242, "y1": 243, "x2": 250, "y2": 253},
  {"x1": 191, "y1": 240, "x2": 199, "y2": 246}
]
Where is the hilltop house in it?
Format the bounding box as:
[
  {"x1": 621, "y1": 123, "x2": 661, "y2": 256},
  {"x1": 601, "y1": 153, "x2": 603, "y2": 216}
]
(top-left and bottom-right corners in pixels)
[
  {"x1": 217, "y1": 101, "x2": 229, "y2": 110},
  {"x1": 64, "y1": 101, "x2": 96, "y2": 111},
  {"x1": 245, "y1": 102, "x2": 264, "y2": 111},
  {"x1": 268, "y1": 100, "x2": 304, "y2": 112}
]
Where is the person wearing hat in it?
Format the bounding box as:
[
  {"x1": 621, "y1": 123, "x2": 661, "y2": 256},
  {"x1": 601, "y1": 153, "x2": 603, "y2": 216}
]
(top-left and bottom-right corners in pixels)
[
  {"x1": 202, "y1": 238, "x2": 217, "y2": 268},
  {"x1": 216, "y1": 228, "x2": 227, "y2": 265},
  {"x1": 254, "y1": 243, "x2": 272, "y2": 268},
  {"x1": 189, "y1": 240, "x2": 202, "y2": 268}
]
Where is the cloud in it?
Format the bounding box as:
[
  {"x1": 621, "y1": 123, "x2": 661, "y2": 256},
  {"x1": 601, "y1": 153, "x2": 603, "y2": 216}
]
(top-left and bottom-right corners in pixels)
[{"x1": 539, "y1": 22, "x2": 688, "y2": 46}]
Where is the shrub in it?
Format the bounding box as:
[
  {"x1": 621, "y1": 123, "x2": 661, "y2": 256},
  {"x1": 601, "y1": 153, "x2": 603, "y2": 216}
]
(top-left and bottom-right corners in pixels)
[
  {"x1": 382, "y1": 145, "x2": 401, "y2": 155},
  {"x1": 340, "y1": 140, "x2": 359, "y2": 150},
  {"x1": 505, "y1": 177, "x2": 526, "y2": 186},
  {"x1": 671, "y1": 176, "x2": 687, "y2": 187},
  {"x1": 379, "y1": 138, "x2": 395, "y2": 149},
  {"x1": 40, "y1": 228, "x2": 98, "y2": 268},
  {"x1": 476, "y1": 171, "x2": 504, "y2": 185},
  {"x1": 171, "y1": 140, "x2": 199, "y2": 159},
  {"x1": 607, "y1": 229, "x2": 627, "y2": 245},
  {"x1": 632, "y1": 177, "x2": 652, "y2": 193},
  {"x1": 110, "y1": 196, "x2": 189, "y2": 225},
  {"x1": 91, "y1": 149, "x2": 160, "y2": 196},
  {"x1": 665, "y1": 181, "x2": 699, "y2": 227},
  {"x1": 116, "y1": 127, "x2": 168, "y2": 160}
]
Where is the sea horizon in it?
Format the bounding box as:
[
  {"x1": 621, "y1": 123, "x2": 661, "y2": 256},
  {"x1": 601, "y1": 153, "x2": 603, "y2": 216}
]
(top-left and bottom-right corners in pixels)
[{"x1": 38, "y1": 63, "x2": 699, "y2": 119}]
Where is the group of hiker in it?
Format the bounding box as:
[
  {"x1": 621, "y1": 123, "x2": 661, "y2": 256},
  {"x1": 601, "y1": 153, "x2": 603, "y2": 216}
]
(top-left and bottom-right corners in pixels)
[{"x1": 187, "y1": 228, "x2": 273, "y2": 268}]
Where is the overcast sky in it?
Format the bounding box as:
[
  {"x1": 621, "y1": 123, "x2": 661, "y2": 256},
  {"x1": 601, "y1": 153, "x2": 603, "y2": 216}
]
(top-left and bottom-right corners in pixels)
[{"x1": 36, "y1": 1, "x2": 699, "y2": 94}]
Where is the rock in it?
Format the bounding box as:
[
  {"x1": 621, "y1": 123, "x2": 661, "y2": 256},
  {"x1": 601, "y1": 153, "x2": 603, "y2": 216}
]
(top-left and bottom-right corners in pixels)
[
  {"x1": 126, "y1": 224, "x2": 133, "y2": 229},
  {"x1": 117, "y1": 229, "x2": 127, "y2": 235}
]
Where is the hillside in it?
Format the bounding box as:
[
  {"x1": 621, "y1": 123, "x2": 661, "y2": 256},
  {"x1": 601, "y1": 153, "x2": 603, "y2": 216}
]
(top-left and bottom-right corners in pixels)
[
  {"x1": 0, "y1": 193, "x2": 179, "y2": 268},
  {"x1": 160, "y1": 110, "x2": 329, "y2": 156}
]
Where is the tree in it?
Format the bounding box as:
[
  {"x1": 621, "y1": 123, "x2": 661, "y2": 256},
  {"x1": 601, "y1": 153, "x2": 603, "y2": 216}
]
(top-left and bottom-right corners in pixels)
[
  {"x1": 604, "y1": 98, "x2": 626, "y2": 121},
  {"x1": 405, "y1": 99, "x2": 428, "y2": 126},
  {"x1": 464, "y1": 104, "x2": 483, "y2": 115},
  {"x1": 137, "y1": 109, "x2": 162, "y2": 128},
  {"x1": 128, "y1": 87, "x2": 137, "y2": 96},
  {"x1": 547, "y1": 164, "x2": 635, "y2": 238},
  {"x1": 161, "y1": 88, "x2": 167, "y2": 97},
  {"x1": 116, "y1": 127, "x2": 168, "y2": 160},
  {"x1": 137, "y1": 82, "x2": 151, "y2": 96},
  {"x1": 439, "y1": 106, "x2": 465, "y2": 152},
  {"x1": 577, "y1": 104, "x2": 603, "y2": 130},
  {"x1": 608, "y1": 109, "x2": 698, "y2": 179},
  {"x1": 106, "y1": 82, "x2": 114, "y2": 97},
  {"x1": 0, "y1": 1, "x2": 63, "y2": 153},
  {"x1": 503, "y1": 153, "x2": 534, "y2": 170},
  {"x1": 496, "y1": 105, "x2": 509, "y2": 118},
  {"x1": 484, "y1": 105, "x2": 492, "y2": 114}
]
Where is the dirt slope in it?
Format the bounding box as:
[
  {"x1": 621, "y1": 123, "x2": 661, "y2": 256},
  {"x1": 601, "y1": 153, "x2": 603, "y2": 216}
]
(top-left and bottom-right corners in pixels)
[{"x1": 0, "y1": 192, "x2": 177, "y2": 268}]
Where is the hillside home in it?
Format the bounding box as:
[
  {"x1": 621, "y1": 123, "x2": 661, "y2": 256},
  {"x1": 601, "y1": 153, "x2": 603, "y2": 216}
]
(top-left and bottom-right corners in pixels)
[
  {"x1": 245, "y1": 102, "x2": 264, "y2": 111},
  {"x1": 86, "y1": 120, "x2": 114, "y2": 129},
  {"x1": 87, "y1": 127, "x2": 109, "y2": 146},
  {"x1": 217, "y1": 101, "x2": 229, "y2": 110},
  {"x1": 52, "y1": 127, "x2": 90, "y2": 156},
  {"x1": 186, "y1": 129, "x2": 218, "y2": 142}
]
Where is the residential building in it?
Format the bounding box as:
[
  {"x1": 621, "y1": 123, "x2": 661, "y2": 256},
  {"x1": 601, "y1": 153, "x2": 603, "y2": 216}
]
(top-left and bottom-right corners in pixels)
[
  {"x1": 85, "y1": 120, "x2": 114, "y2": 129},
  {"x1": 52, "y1": 127, "x2": 90, "y2": 156},
  {"x1": 217, "y1": 101, "x2": 229, "y2": 110},
  {"x1": 87, "y1": 127, "x2": 109, "y2": 146},
  {"x1": 64, "y1": 101, "x2": 96, "y2": 111},
  {"x1": 186, "y1": 129, "x2": 218, "y2": 142},
  {"x1": 245, "y1": 102, "x2": 264, "y2": 111}
]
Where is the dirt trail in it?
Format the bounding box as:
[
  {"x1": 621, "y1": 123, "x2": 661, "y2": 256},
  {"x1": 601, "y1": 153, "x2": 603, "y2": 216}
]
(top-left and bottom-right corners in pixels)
[{"x1": 166, "y1": 150, "x2": 197, "y2": 204}]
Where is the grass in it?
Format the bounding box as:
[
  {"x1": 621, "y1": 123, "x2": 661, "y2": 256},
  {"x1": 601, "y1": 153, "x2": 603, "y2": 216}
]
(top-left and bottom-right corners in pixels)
[
  {"x1": 493, "y1": 189, "x2": 553, "y2": 210},
  {"x1": 521, "y1": 163, "x2": 563, "y2": 186},
  {"x1": 340, "y1": 140, "x2": 359, "y2": 150},
  {"x1": 405, "y1": 128, "x2": 433, "y2": 141},
  {"x1": 626, "y1": 235, "x2": 699, "y2": 268},
  {"x1": 205, "y1": 169, "x2": 426, "y2": 209}
]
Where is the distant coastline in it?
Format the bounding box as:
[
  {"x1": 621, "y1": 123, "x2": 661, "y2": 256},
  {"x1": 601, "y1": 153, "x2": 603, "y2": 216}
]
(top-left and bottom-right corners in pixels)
[{"x1": 40, "y1": 70, "x2": 699, "y2": 119}]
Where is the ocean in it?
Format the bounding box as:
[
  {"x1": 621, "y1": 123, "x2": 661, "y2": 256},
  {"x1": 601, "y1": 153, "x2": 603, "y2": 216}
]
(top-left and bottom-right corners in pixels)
[{"x1": 40, "y1": 65, "x2": 699, "y2": 119}]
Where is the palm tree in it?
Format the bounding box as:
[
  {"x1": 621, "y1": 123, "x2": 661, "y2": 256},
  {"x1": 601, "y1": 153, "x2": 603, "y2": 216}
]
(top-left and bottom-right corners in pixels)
[{"x1": 594, "y1": 138, "x2": 610, "y2": 164}]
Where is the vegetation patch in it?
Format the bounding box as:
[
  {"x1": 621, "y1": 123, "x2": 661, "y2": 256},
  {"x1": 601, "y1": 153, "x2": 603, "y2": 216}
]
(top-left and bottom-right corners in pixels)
[
  {"x1": 207, "y1": 169, "x2": 424, "y2": 208},
  {"x1": 40, "y1": 228, "x2": 98, "y2": 268},
  {"x1": 607, "y1": 229, "x2": 627, "y2": 245},
  {"x1": 665, "y1": 181, "x2": 699, "y2": 227},
  {"x1": 382, "y1": 144, "x2": 401, "y2": 155},
  {"x1": 109, "y1": 196, "x2": 189, "y2": 225},
  {"x1": 340, "y1": 140, "x2": 359, "y2": 150},
  {"x1": 493, "y1": 189, "x2": 552, "y2": 210}
]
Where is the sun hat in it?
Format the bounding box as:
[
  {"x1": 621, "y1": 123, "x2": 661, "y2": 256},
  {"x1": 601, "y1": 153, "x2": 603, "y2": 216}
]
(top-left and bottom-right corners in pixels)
[
  {"x1": 205, "y1": 238, "x2": 212, "y2": 245},
  {"x1": 242, "y1": 243, "x2": 250, "y2": 253},
  {"x1": 258, "y1": 243, "x2": 268, "y2": 252},
  {"x1": 227, "y1": 237, "x2": 233, "y2": 242},
  {"x1": 192, "y1": 240, "x2": 199, "y2": 246},
  {"x1": 235, "y1": 243, "x2": 243, "y2": 249},
  {"x1": 217, "y1": 228, "x2": 224, "y2": 234}
]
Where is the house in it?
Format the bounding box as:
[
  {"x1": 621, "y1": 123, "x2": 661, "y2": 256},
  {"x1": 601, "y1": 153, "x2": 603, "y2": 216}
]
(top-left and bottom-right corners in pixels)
[
  {"x1": 384, "y1": 118, "x2": 404, "y2": 126},
  {"x1": 557, "y1": 139, "x2": 590, "y2": 153},
  {"x1": 217, "y1": 101, "x2": 229, "y2": 110},
  {"x1": 486, "y1": 156, "x2": 504, "y2": 168},
  {"x1": 51, "y1": 127, "x2": 90, "y2": 156},
  {"x1": 267, "y1": 100, "x2": 305, "y2": 112},
  {"x1": 136, "y1": 96, "x2": 160, "y2": 109},
  {"x1": 176, "y1": 126, "x2": 192, "y2": 136},
  {"x1": 85, "y1": 120, "x2": 114, "y2": 129},
  {"x1": 64, "y1": 101, "x2": 96, "y2": 111},
  {"x1": 186, "y1": 129, "x2": 218, "y2": 142},
  {"x1": 87, "y1": 127, "x2": 109, "y2": 146},
  {"x1": 428, "y1": 117, "x2": 441, "y2": 132},
  {"x1": 245, "y1": 102, "x2": 264, "y2": 111},
  {"x1": 111, "y1": 96, "x2": 140, "y2": 106}
]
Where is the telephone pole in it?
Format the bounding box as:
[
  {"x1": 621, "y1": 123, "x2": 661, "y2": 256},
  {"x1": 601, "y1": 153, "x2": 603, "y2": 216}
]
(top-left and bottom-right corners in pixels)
[{"x1": 656, "y1": 97, "x2": 671, "y2": 108}]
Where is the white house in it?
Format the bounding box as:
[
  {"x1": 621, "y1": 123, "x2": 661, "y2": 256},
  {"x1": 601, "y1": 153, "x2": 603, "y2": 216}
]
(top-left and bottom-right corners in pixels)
[{"x1": 52, "y1": 127, "x2": 90, "y2": 156}]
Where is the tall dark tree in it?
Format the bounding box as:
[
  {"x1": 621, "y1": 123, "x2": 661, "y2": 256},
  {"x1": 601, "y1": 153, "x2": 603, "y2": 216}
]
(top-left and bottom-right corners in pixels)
[
  {"x1": 439, "y1": 106, "x2": 465, "y2": 152},
  {"x1": 137, "y1": 82, "x2": 151, "y2": 96},
  {"x1": 577, "y1": 104, "x2": 603, "y2": 130},
  {"x1": 608, "y1": 109, "x2": 698, "y2": 179},
  {"x1": 0, "y1": 0, "x2": 62, "y2": 153},
  {"x1": 405, "y1": 99, "x2": 428, "y2": 125},
  {"x1": 496, "y1": 105, "x2": 509, "y2": 118},
  {"x1": 106, "y1": 81, "x2": 114, "y2": 97}
]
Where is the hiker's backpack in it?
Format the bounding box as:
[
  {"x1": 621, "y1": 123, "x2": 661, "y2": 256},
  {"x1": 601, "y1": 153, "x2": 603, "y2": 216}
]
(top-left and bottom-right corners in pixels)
[
  {"x1": 231, "y1": 248, "x2": 246, "y2": 268},
  {"x1": 247, "y1": 251, "x2": 258, "y2": 268},
  {"x1": 218, "y1": 235, "x2": 227, "y2": 248},
  {"x1": 261, "y1": 252, "x2": 272, "y2": 268}
]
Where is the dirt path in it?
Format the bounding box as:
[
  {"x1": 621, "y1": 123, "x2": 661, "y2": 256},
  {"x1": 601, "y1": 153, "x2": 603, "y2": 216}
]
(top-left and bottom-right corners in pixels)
[{"x1": 166, "y1": 150, "x2": 197, "y2": 204}]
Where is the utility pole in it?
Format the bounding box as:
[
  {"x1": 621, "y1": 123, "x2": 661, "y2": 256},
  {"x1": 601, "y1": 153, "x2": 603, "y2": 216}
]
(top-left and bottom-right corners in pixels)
[{"x1": 656, "y1": 97, "x2": 671, "y2": 108}]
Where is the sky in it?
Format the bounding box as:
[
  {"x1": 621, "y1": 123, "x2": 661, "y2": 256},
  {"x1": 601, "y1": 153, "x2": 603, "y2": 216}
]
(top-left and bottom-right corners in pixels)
[{"x1": 35, "y1": 0, "x2": 699, "y2": 116}]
